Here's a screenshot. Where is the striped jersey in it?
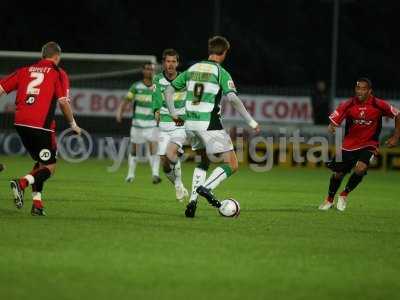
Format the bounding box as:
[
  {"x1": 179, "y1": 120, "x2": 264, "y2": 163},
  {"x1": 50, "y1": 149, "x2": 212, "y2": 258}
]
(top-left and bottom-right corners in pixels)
[
  {"x1": 126, "y1": 81, "x2": 156, "y2": 128},
  {"x1": 171, "y1": 60, "x2": 237, "y2": 131},
  {"x1": 153, "y1": 72, "x2": 186, "y2": 131}
]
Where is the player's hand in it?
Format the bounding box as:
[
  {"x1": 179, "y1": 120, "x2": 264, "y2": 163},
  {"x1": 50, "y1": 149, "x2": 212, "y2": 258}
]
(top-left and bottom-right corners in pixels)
[
  {"x1": 385, "y1": 135, "x2": 399, "y2": 148},
  {"x1": 328, "y1": 123, "x2": 336, "y2": 134},
  {"x1": 116, "y1": 114, "x2": 122, "y2": 123},
  {"x1": 154, "y1": 110, "x2": 160, "y2": 126},
  {"x1": 253, "y1": 124, "x2": 261, "y2": 134},
  {"x1": 172, "y1": 116, "x2": 184, "y2": 127},
  {"x1": 71, "y1": 123, "x2": 82, "y2": 135}
]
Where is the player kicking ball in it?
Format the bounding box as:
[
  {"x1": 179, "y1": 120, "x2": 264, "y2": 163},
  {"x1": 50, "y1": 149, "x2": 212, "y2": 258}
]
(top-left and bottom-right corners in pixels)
[
  {"x1": 165, "y1": 36, "x2": 260, "y2": 217},
  {"x1": 153, "y1": 49, "x2": 189, "y2": 201},
  {"x1": 319, "y1": 78, "x2": 399, "y2": 211},
  {"x1": 0, "y1": 42, "x2": 82, "y2": 216}
]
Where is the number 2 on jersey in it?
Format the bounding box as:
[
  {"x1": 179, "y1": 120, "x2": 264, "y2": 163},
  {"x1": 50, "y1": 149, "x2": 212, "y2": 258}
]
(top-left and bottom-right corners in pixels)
[
  {"x1": 192, "y1": 82, "x2": 204, "y2": 105},
  {"x1": 26, "y1": 72, "x2": 44, "y2": 104}
]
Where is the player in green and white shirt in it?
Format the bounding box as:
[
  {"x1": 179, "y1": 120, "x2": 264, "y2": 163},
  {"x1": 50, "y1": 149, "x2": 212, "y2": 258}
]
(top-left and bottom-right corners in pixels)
[
  {"x1": 116, "y1": 62, "x2": 161, "y2": 184},
  {"x1": 165, "y1": 36, "x2": 260, "y2": 218},
  {"x1": 152, "y1": 49, "x2": 189, "y2": 201}
]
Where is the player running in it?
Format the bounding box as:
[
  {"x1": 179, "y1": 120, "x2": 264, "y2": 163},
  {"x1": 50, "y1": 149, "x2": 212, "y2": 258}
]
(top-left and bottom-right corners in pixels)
[
  {"x1": 152, "y1": 49, "x2": 189, "y2": 201},
  {"x1": 165, "y1": 36, "x2": 260, "y2": 217},
  {"x1": 319, "y1": 78, "x2": 399, "y2": 211},
  {"x1": 116, "y1": 62, "x2": 161, "y2": 184},
  {"x1": 0, "y1": 41, "x2": 82, "y2": 216}
]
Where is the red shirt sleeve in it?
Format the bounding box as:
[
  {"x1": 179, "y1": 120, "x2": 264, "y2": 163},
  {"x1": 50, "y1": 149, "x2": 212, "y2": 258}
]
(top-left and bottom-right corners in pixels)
[
  {"x1": 329, "y1": 99, "x2": 353, "y2": 126},
  {"x1": 55, "y1": 69, "x2": 70, "y2": 100},
  {"x1": 0, "y1": 70, "x2": 20, "y2": 94},
  {"x1": 375, "y1": 98, "x2": 400, "y2": 119}
]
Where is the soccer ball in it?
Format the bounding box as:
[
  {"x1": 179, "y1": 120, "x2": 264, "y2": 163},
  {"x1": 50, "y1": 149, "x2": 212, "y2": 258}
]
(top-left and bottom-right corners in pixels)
[{"x1": 218, "y1": 198, "x2": 240, "y2": 217}]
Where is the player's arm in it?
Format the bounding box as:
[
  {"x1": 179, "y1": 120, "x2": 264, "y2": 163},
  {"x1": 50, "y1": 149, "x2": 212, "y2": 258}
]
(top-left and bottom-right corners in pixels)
[
  {"x1": 164, "y1": 72, "x2": 187, "y2": 126},
  {"x1": 56, "y1": 70, "x2": 82, "y2": 135},
  {"x1": 328, "y1": 100, "x2": 351, "y2": 133},
  {"x1": 381, "y1": 101, "x2": 400, "y2": 147},
  {"x1": 226, "y1": 93, "x2": 260, "y2": 133},
  {"x1": 220, "y1": 68, "x2": 260, "y2": 133},
  {"x1": 58, "y1": 98, "x2": 81, "y2": 135},
  {"x1": 0, "y1": 70, "x2": 19, "y2": 97},
  {"x1": 116, "y1": 89, "x2": 135, "y2": 123}
]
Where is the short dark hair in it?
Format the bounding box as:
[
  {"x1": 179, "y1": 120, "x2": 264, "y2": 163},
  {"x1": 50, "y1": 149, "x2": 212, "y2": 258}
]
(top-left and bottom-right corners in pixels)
[
  {"x1": 356, "y1": 77, "x2": 372, "y2": 89},
  {"x1": 142, "y1": 61, "x2": 155, "y2": 69},
  {"x1": 208, "y1": 36, "x2": 230, "y2": 55},
  {"x1": 41, "y1": 41, "x2": 61, "y2": 59},
  {"x1": 162, "y1": 48, "x2": 179, "y2": 62}
]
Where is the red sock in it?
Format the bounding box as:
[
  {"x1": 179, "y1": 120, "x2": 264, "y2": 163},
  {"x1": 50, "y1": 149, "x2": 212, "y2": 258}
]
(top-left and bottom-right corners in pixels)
[
  {"x1": 33, "y1": 199, "x2": 43, "y2": 209},
  {"x1": 18, "y1": 178, "x2": 29, "y2": 190},
  {"x1": 340, "y1": 191, "x2": 349, "y2": 197},
  {"x1": 327, "y1": 196, "x2": 334, "y2": 203}
]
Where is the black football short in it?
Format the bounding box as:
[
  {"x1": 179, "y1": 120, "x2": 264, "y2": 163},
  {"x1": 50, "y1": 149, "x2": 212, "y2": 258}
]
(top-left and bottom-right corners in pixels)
[
  {"x1": 326, "y1": 147, "x2": 375, "y2": 174},
  {"x1": 15, "y1": 125, "x2": 57, "y2": 164}
]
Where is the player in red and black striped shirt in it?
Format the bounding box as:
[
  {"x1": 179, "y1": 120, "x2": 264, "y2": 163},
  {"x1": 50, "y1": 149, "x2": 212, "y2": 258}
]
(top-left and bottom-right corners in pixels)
[
  {"x1": 319, "y1": 78, "x2": 400, "y2": 211},
  {"x1": 0, "y1": 42, "x2": 82, "y2": 216}
]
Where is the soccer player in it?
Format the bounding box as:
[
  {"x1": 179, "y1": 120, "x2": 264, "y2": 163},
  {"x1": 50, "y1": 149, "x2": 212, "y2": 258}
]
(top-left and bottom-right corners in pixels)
[
  {"x1": 0, "y1": 41, "x2": 82, "y2": 216},
  {"x1": 116, "y1": 62, "x2": 161, "y2": 184},
  {"x1": 319, "y1": 78, "x2": 399, "y2": 211},
  {"x1": 165, "y1": 36, "x2": 260, "y2": 217},
  {"x1": 153, "y1": 49, "x2": 188, "y2": 201}
]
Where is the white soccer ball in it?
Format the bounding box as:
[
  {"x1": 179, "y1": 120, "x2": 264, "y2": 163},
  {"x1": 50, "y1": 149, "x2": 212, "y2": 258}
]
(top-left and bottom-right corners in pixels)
[{"x1": 218, "y1": 198, "x2": 240, "y2": 217}]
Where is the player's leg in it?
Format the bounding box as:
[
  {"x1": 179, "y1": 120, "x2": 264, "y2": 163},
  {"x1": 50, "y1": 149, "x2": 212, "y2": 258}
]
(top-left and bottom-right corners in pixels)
[
  {"x1": 166, "y1": 141, "x2": 188, "y2": 201},
  {"x1": 145, "y1": 127, "x2": 161, "y2": 184},
  {"x1": 10, "y1": 126, "x2": 56, "y2": 215},
  {"x1": 126, "y1": 143, "x2": 138, "y2": 182},
  {"x1": 195, "y1": 130, "x2": 236, "y2": 207},
  {"x1": 337, "y1": 159, "x2": 369, "y2": 211},
  {"x1": 29, "y1": 162, "x2": 56, "y2": 216},
  {"x1": 126, "y1": 127, "x2": 141, "y2": 182},
  {"x1": 149, "y1": 141, "x2": 161, "y2": 184},
  {"x1": 319, "y1": 171, "x2": 345, "y2": 210},
  {"x1": 319, "y1": 150, "x2": 354, "y2": 210},
  {"x1": 185, "y1": 149, "x2": 209, "y2": 217}
]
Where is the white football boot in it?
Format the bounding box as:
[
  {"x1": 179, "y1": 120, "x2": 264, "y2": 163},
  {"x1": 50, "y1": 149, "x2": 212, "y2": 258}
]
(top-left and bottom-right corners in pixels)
[
  {"x1": 125, "y1": 175, "x2": 134, "y2": 183},
  {"x1": 318, "y1": 198, "x2": 335, "y2": 211},
  {"x1": 175, "y1": 184, "x2": 189, "y2": 202},
  {"x1": 336, "y1": 195, "x2": 347, "y2": 211}
]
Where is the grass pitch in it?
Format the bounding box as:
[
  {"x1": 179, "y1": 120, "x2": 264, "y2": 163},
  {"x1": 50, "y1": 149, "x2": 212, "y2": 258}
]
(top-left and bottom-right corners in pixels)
[{"x1": 0, "y1": 155, "x2": 399, "y2": 300}]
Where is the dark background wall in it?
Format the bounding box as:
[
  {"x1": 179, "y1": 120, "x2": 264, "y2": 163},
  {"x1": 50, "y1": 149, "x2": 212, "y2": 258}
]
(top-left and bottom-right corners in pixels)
[{"x1": 1, "y1": 0, "x2": 399, "y2": 90}]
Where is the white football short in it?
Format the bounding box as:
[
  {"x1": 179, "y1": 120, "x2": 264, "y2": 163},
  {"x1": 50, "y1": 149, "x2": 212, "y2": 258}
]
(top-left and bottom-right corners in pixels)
[
  {"x1": 130, "y1": 126, "x2": 159, "y2": 144},
  {"x1": 186, "y1": 130, "x2": 234, "y2": 154},
  {"x1": 157, "y1": 128, "x2": 187, "y2": 156}
]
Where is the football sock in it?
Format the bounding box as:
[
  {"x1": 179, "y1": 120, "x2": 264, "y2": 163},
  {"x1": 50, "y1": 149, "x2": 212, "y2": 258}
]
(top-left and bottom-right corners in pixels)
[
  {"x1": 204, "y1": 165, "x2": 233, "y2": 191},
  {"x1": 327, "y1": 174, "x2": 344, "y2": 200},
  {"x1": 32, "y1": 192, "x2": 43, "y2": 208},
  {"x1": 165, "y1": 167, "x2": 176, "y2": 185},
  {"x1": 173, "y1": 160, "x2": 183, "y2": 187},
  {"x1": 190, "y1": 167, "x2": 207, "y2": 202},
  {"x1": 30, "y1": 162, "x2": 40, "y2": 192},
  {"x1": 32, "y1": 167, "x2": 51, "y2": 192},
  {"x1": 127, "y1": 154, "x2": 137, "y2": 178},
  {"x1": 343, "y1": 172, "x2": 364, "y2": 194},
  {"x1": 150, "y1": 155, "x2": 160, "y2": 177}
]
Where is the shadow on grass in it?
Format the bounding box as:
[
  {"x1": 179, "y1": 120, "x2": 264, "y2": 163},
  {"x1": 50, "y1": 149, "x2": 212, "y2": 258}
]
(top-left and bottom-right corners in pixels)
[
  {"x1": 98, "y1": 207, "x2": 184, "y2": 218},
  {"x1": 245, "y1": 206, "x2": 317, "y2": 213},
  {"x1": 0, "y1": 208, "x2": 21, "y2": 216}
]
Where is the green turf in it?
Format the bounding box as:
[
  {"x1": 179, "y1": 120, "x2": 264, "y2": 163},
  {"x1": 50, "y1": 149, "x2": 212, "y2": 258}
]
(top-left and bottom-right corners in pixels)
[{"x1": 0, "y1": 155, "x2": 399, "y2": 300}]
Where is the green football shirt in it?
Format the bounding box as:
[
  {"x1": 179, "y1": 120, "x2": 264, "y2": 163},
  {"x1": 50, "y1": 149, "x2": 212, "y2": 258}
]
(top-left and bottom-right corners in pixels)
[
  {"x1": 126, "y1": 81, "x2": 156, "y2": 128},
  {"x1": 171, "y1": 60, "x2": 237, "y2": 131},
  {"x1": 153, "y1": 72, "x2": 186, "y2": 131}
]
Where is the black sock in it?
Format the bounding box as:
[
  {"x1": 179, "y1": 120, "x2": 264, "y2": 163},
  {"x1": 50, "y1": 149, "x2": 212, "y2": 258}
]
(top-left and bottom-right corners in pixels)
[
  {"x1": 344, "y1": 172, "x2": 364, "y2": 193},
  {"x1": 328, "y1": 174, "x2": 344, "y2": 198},
  {"x1": 33, "y1": 167, "x2": 51, "y2": 192}
]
